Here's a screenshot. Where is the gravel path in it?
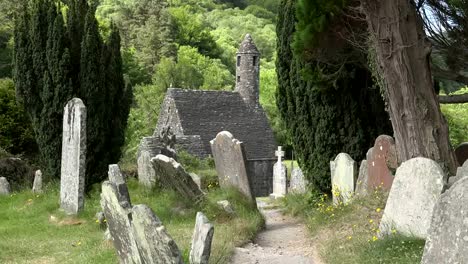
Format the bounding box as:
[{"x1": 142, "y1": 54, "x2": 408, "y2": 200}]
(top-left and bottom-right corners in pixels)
[{"x1": 230, "y1": 200, "x2": 321, "y2": 264}]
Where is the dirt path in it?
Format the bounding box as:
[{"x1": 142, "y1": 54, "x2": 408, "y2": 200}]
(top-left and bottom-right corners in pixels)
[{"x1": 230, "y1": 199, "x2": 322, "y2": 264}]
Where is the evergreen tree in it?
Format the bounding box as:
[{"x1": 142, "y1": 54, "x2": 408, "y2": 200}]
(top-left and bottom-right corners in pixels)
[{"x1": 276, "y1": 0, "x2": 392, "y2": 192}]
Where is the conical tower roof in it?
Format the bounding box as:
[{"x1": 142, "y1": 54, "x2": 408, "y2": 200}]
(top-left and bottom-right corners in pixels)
[{"x1": 237, "y1": 34, "x2": 260, "y2": 54}]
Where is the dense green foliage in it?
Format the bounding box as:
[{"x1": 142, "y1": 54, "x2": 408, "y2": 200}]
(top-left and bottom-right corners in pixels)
[
  {"x1": 276, "y1": 0, "x2": 392, "y2": 192},
  {"x1": 0, "y1": 78, "x2": 36, "y2": 154},
  {"x1": 13, "y1": 0, "x2": 131, "y2": 187}
]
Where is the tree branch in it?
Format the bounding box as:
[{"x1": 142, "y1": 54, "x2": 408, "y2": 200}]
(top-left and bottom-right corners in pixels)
[
  {"x1": 432, "y1": 65, "x2": 468, "y2": 85},
  {"x1": 439, "y1": 93, "x2": 468, "y2": 104}
]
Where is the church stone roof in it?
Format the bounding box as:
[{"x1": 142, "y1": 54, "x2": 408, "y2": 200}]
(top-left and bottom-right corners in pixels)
[
  {"x1": 165, "y1": 88, "x2": 276, "y2": 160},
  {"x1": 237, "y1": 34, "x2": 260, "y2": 54}
]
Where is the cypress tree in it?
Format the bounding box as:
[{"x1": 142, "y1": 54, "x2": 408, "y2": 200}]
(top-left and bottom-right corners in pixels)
[{"x1": 276, "y1": 0, "x2": 392, "y2": 192}]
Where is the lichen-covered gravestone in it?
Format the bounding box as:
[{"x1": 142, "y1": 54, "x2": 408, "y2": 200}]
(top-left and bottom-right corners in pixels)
[
  {"x1": 289, "y1": 167, "x2": 307, "y2": 194},
  {"x1": 270, "y1": 146, "x2": 287, "y2": 199},
  {"x1": 210, "y1": 131, "x2": 253, "y2": 200},
  {"x1": 355, "y1": 160, "x2": 368, "y2": 196},
  {"x1": 190, "y1": 212, "x2": 215, "y2": 264},
  {"x1": 32, "y1": 170, "x2": 42, "y2": 193},
  {"x1": 60, "y1": 98, "x2": 86, "y2": 215},
  {"x1": 0, "y1": 177, "x2": 11, "y2": 195},
  {"x1": 151, "y1": 155, "x2": 203, "y2": 202},
  {"x1": 379, "y1": 157, "x2": 444, "y2": 239},
  {"x1": 421, "y1": 176, "x2": 468, "y2": 264},
  {"x1": 330, "y1": 153, "x2": 356, "y2": 205},
  {"x1": 137, "y1": 150, "x2": 157, "y2": 188},
  {"x1": 367, "y1": 135, "x2": 397, "y2": 191}
]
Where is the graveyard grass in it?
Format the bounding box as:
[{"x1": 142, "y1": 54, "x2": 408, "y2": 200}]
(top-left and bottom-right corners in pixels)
[
  {"x1": 0, "y1": 179, "x2": 263, "y2": 264},
  {"x1": 282, "y1": 189, "x2": 425, "y2": 264}
]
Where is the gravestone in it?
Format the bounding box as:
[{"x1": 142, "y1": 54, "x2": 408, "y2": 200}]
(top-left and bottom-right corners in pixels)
[
  {"x1": 355, "y1": 160, "x2": 369, "y2": 196},
  {"x1": 270, "y1": 146, "x2": 287, "y2": 199},
  {"x1": 60, "y1": 98, "x2": 86, "y2": 215},
  {"x1": 108, "y1": 164, "x2": 131, "y2": 203},
  {"x1": 421, "y1": 176, "x2": 468, "y2": 264},
  {"x1": 0, "y1": 177, "x2": 11, "y2": 195},
  {"x1": 210, "y1": 131, "x2": 253, "y2": 200},
  {"x1": 289, "y1": 167, "x2": 307, "y2": 194},
  {"x1": 190, "y1": 212, "x2": 215, "y2": 264},
  {"x1": 32, "y1": 170, "x2": 43, "y2": 193},
  {"x1": 449, "y1": 160, "x2": 468, "y2": 188},
  {"x1": 217, "y1": 200, "x2": 235, "y2": 215},
  {"x1": 455, "y1": 142, "x2": 468, "y2": 166},
  {"x1": 101, "y1": 180, "x2": 184, "y2": 264},
  {"x1": 330, "y1": 153, "x2": 356, "y2": 205},
  {"x1": 189, "y1": 173, "x2": 202, "y2": 190},
  {"x1": 137, "y1": 150, "x2": 157, "y2": 188},
  {"x1": 379, "y1": 157, "x2": 444, "y2": 239},
  {"x1": 367, "y1": 135, "x2": 397, "y2": 191},
  {"x1": 151, "y1": 155, "x2": 203, "y2": 202}
]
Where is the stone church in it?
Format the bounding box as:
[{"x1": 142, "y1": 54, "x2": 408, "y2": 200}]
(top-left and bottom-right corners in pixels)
[{"x1": 139, "y1": 34, "x2": 277, "y2": 196}]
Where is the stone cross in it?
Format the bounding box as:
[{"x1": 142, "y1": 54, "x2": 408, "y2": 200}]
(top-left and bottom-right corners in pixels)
[{"x1": 275, "y1": 146, "x2": 285, "y2": 164}]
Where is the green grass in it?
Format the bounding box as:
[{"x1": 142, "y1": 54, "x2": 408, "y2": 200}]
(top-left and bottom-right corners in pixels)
[
  {"x1": 282, "y1": 190, "x2": 425, "y2": 264},
  {"x1": 0, "y1": 179, "x2": 263, "y2": 264}
]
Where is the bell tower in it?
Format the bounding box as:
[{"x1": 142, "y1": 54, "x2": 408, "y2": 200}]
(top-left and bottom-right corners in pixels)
[{"x1": 235, "y1": 34, "x2": 260, "y2": 107}]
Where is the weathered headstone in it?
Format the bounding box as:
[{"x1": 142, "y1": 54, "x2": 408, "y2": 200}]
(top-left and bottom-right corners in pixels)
[
  {"x1": 367, "y1": 135, "x2": 397, "y2": 191},
  {"x1": 210, "y1": 131, "x2": 253, "y2": 200},
  {"x1": 151, "y1": 155, "x2": 203, "y2": 202},
  {"x1": 0, "y1": 177, "x2": 11, "y2": 195},
  {"x1": 330, "y1": 153, "x2": 356, "y2": 205},
  {"x1": 190, "y1": 212, "x2": 215, "y2": 264},
  {"x1": 379, "y1": 157, "x2": 444, "y2": 239},
  {"x1": 101, "y1": 180, "x2": 184, "y2": 264},
  {"x1": 449, "y1": 160, "x2": 468, "y2": 188},
  {"x1": 60, "y1": 98, "x2": 86, "y2": 215},
  {"x1": 108, "y1": 164, "x2": 131, "y2": 204},
  {"x1": 189, "y1": 172, "x2": 202, "y2": 190},
  {"x1": 32, "y1": 170, "x2": 43, "y2": 193},
  {"x1": 421, "y1": 176, "x2": 468, "y2": 263},
  {"x1": 270, "y1": 146, "x2": 287, "y2": 199},
  {"x1": 289, "y1": 167, "x2": 307, "y2": 194},
  {"x1": 138, "y1": 150, "x2": 157, "y2": 188},
  {"x1": 455, "y1": 142, "x2": 468, "y2": 166},
  {"x1": 355, "y1": 160, "x2": 369, "y2": 196}
]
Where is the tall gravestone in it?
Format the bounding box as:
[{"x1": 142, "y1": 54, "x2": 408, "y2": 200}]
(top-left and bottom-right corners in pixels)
[
  {"x1": 60, "y1": 98, "x2": 86, "y2": 215},
  {"x1": 210, "y1": 131, "x2": 253, "y2": 200},
  {"x1": 32, "y1": 170, "x2": 43, "y2": 193},
  {"x1": 0, "y1": 177, "x2": 11, "y2": 195},
  {"x1": 137, "y1": 150, "x2": 157, "y2": 188},
  {"x1": 379, "y1": 157, "x2": 444, "y2": 239},
  {"x1": 289, "y1": 167, "x2": 307, "y2": 194},
  {"x1": 421, "y1": 176, "x2": 468, "y2": 263},
  {"x1": 330, "y1": 153, "x2": 356, "y2": 205},
  {"x1": 367, "y1": 135, "x2": 397, "y2": 191},
  {"x1": 190, "y1": 212, "x2": 215, "y2": 264},
  {"x1": 270, "y1": 146, "x2": 287, "y2": 198}
]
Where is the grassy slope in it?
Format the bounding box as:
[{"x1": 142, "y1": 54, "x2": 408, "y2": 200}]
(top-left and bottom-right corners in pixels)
[
  {"x1": 0, "y1": 179, "x2": 263, "y2": 264},
  {"x1": 282, "y1": 190, "x2": 425, "y2": 264}
]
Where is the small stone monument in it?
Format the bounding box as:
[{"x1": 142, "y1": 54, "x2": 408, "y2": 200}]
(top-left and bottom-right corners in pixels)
[
  {"x1": 190, "y1": 212, "x2": 215, "y2": 264},
  {"x1": 210, "y1": 131, "x2": 253, "y2": 200},
  {"x1": 330, "y1": 153, "x2": 356, "y2": 205},
  {"x1": 0, "y1": 177, "x2": 11, "y2": 195},
  {"x1": 32, "y1": 170, "x2": 43, "y2": 193},
  {"x1": 60, "y1": 98, "x2": 86, "y2": 215},
  {"x1": 379, "y1": 157, "x2": 444, "y2": 239},
  {"x1": 289, "y1": 167, "x2": 307, "y2": 194},
  {"x1": 270, "y1": 146, "x2": 287, "y2": 199}
]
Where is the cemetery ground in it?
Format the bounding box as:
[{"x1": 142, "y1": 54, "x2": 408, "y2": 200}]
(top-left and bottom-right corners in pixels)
[
  {"x1": 0, "y1": 179, "x2": 263, "y2": 263},
  {"x1": 282, "y1": 190, "x2": 425, "y2": 264}
]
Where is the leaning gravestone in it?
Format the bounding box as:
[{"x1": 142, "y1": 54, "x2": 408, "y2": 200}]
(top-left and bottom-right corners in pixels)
[
  {"x1": 270, "y1": 146, "x2": 287, "y2": 199},
  {"x1": 101, "y1": 180, "x2": 184, "y2": 264},
  {"x1": 190, "y1": 212, "x2": 215, "y2": 264},
  {"x1": 108, "y1": 164, "x2": 131, "y2": 203},
  {"x1": 138, "y1": 150, "x2": 157, "y2": 188},
  {"x1": 289, "y1": 167, "x2": 307, "y2": 194},
  {"x1": 379, "y1": 157, "x2": 444, "y2": 239},
  {"x1": 330, "y1": 153, "x2": 356, "y2": 205},
  {"x1": 151, "y1": 155, "x2": 203, "y2": 203},
  {"x1": 355, "y1": 160, "x2": 369, "y2": 196},
  {"x1": 0, "y1": 177, "x2": 11, "y2": 195},
  {"x1": 210, "y1": 131, "x2": 253, "y2": 200},
  {"x1": 367, "y1": 135, "x2": 397, "y2": 191},
  {"x1": 32, "y1": 170, "x2": 43, "y2": 193},
  {"x1": 455, "y1": 142, "x2": 468, "y2": 166},
  {"x1": 421, "y1": 176, "x2": 468, "y2": 263},
  {"x1": 60, "y1": 98, "x2": 86, "y2": 215}
]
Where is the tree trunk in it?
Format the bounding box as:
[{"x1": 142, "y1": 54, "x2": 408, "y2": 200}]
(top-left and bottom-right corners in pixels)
[{"x1": 360, "y1": 0, "x2": 458, "y2": 172}]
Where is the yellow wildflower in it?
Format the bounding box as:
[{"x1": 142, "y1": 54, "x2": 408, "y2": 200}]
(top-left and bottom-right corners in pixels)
[
  {"x1": 372, "y1": 236, "x2": 378, "y2": 241},
  {"x1": 347, "y1": 236, "x2": 352, "y2": 240},
  {"x1": 369, "y1": 219, "x2": 374, "y2": 224},
  {"x1": 376, "y1": 208, "x2": 381, "y2": 213}
]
